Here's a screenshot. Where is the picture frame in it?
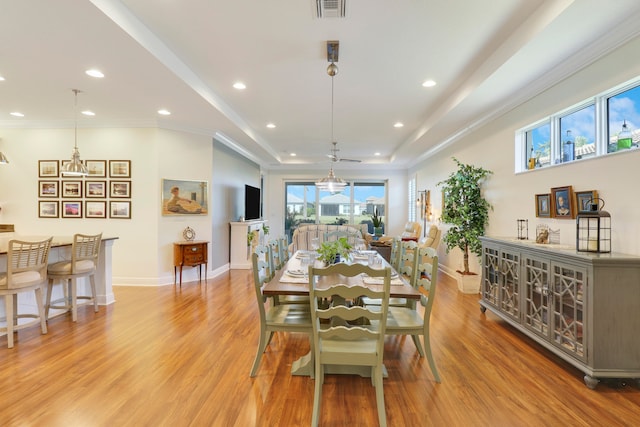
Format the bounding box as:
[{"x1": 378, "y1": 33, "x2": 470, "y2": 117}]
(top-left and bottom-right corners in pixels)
[
  {"x1": 38, "y1": 160, "x2": 59, "y2": 178},
  {"x1": 109, "y1": 160, "x2": 131, "y2": 178},
  {"x1": 575, "y1": 190, "x2": 599, "y2": 214},
  {"x1": 61, "y1": 180, "x2": 82, "y2": 198},
  {"x1": 85, "y1": 201, "x2": 107, "y2": 218},
  {"x1": 161, "y1": 178, "x2": 208, "y2": 216},
  {"x1": 61, "y1": 201, "x2": 82, "y2": 218},
  {"x1": 85, "y1": 160, "x2": 107, "y2": 177},
  {"x1": 38, "y1": 201, "x2": 58, "y2": 218},
  {"x1": 85, "y1": 180, "x2": 107, "y2": 198},
  {"x1": 551, "y1": 185, "x2": 575, "y2": 219},
  {"x1": 535, "y1": 193, "x2": 551, "y2": 218},
  {"x1": 110, "y1": 180, "x2": 131, "y2": 198},
  {"x1": 38, "y1": 180, "x2": 59, "y2": 198},
  {"x1": 110, "y1": 201, "x2": 131, "y2": 219}
]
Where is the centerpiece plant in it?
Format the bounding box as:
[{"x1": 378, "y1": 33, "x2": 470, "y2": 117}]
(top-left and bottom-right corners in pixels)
[
  {"x1": 316, "y1": 237, "x2": 352, "y2": 265},
  {"x1": 438, "y1": 157, "x2": 492, "y2": 276}
]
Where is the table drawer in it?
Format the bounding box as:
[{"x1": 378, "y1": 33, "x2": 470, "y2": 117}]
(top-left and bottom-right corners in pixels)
[
  {"x1": 184, "y1": 253, "x2": 204, "y2": 264},
  {"x1": 183, "y1": 244, "x2": 203, "y2": 254}
]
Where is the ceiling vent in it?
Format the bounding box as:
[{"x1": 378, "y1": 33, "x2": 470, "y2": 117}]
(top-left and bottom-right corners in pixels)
[{"x1": 315, "y1": 0, "x2": 347, "y2": 18}]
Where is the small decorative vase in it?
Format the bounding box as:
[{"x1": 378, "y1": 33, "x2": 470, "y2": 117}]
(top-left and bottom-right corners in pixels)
[{"x1": 374, "y1": 227, "x2": 383, "y2": 237}]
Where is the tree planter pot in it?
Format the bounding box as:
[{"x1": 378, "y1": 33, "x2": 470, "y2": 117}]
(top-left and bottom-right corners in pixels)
[
  {"x1": 457, "y1": 273, "x2": 481, "y2": 294},
  {"x1": 374, "y1": 227, "x2": 384, "y2": 237}
]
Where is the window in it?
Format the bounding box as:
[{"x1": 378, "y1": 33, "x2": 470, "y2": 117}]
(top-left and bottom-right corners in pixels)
[
  {"x1": 559, "y1": 104, "x2": 595, "y2": 163},
  {"x1": 525, "y1": 122, "x2": 550, "y2": 169},
  {"x1": 284, "y1": 181, "x2": 386, "y2": 238},
  {"x1": 607, "y1": 83, "x2": 640, "y2": 152},
  {"x1": 516, "y1": 76, "x2": 640, "y2": 172}
]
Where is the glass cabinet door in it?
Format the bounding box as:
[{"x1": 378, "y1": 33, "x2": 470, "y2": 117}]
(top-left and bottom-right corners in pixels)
[
  {"x1": 498, "y1": 249, "x2": 520, "y2": 320},
  {"x1": 523, "y1": 255, "x2": 551, "y2": 337},
  {"x1": 482, "y1": 245, "x2": 500, "y2": 307},
  {"x1": 551, "y1": 262, "x2": 587, "y2": 362}
]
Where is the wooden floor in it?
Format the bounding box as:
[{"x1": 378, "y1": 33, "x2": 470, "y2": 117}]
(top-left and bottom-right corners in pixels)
[{"x1": 1, "y1": 270, "x2": 639, "y2": 426}]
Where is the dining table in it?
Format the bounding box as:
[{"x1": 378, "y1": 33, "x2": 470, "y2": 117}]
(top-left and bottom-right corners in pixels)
[{"x1": 262, "y1": 249, "x2": 421, "y2": 377}]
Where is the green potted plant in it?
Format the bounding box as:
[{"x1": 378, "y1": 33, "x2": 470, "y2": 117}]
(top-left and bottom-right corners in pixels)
[
  {"x1": 316, "y1": 237, "x2": 352, "y2": 265},
  {"x1": 371, "y1": 208, "x2": 384, "y2": 237},
  {"x1": 438, "y1": 157, "x2": 492, "y2": 293}
]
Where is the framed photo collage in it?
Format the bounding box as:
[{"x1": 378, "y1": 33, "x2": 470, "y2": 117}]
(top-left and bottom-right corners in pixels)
[{"x1": 38, "y1": 159, "x2": 132, "y2": 219}]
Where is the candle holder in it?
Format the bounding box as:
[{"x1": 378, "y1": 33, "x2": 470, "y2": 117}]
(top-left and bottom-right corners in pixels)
[{"x1": 517, "y1": 219, "x2": 528, "y2": 240}]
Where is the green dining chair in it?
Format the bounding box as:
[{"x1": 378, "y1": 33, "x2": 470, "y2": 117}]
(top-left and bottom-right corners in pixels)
[
  {"x1": 383, "y1": 246, "x2": 441, "y2": 383},
  {"x1": 249, "y1": 244, "x2": 311, "y2": 377},
  {"x1": 309, "y1": 263, "x2": 391, "y2": 427}
]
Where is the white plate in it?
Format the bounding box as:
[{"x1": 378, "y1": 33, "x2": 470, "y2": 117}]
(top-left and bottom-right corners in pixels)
[{"x1": 286, "y1": 269, "x2": 305, "y2": 277}]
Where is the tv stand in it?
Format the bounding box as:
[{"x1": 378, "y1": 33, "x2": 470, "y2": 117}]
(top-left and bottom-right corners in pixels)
[{"x1": 230, "y1": 220, "x2": 265, "y2": 269}]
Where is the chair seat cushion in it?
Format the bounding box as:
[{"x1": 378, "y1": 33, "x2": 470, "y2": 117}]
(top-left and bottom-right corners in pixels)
[
  {"x1": 0, "y1": 271, "x2": 44, "y2": 289},
  {"x1": 48, "y1": 260, "x2": 95, "y2": 275}
]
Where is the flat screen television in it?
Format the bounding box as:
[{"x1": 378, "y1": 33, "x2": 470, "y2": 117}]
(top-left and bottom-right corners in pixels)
[{"x1": 244, "y1": 184, "x2": 261, "y2": 220}]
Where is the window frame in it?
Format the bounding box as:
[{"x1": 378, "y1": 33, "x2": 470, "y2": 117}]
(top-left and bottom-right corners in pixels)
[{"x1": 516, "y1": 75, "x2": 640, "y2": 173}]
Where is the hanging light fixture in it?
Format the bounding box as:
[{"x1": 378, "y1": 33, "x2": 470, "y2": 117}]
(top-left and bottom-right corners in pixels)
[
  {"x1": 61, "y1": 89, "x2": 89, "y2": 176},
  {"x1": 316, "y1": 40, "x2": 347, "y2": 194}
]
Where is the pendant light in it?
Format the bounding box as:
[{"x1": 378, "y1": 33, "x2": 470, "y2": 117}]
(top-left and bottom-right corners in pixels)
[
  {"x1": 316, "y1": 40, "x2": 347, "y2": 194},
  {"x1": 61, "y1": 89, "x2": 89, "y2": 176}
]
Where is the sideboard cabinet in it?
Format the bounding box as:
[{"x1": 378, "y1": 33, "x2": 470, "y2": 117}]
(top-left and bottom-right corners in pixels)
[{"x1": 480, "y1": 236, "x2": 640, "y2": 389}]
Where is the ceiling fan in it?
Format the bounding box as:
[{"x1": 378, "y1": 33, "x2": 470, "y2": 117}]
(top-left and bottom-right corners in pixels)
[{"x1": 326, "y1": 141, "x2": 361, "y2": 163}]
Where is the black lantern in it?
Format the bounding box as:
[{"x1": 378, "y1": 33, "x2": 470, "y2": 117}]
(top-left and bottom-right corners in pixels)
[{"x1": 576, "y1": 198, "x2": 611, "y2": 253}]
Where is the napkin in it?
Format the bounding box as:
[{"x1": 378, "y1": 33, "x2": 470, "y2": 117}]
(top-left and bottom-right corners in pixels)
[{"x1": 362, "y1": 276, "x2": 405, "y2": 286}]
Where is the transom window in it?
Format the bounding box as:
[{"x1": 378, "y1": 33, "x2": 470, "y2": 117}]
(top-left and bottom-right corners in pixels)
[{"x1": 517, "y1": 76, "x2": 640, "y2": 172}]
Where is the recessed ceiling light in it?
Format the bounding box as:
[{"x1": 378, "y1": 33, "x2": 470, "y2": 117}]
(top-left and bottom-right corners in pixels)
[
  {"x1": 86, "y1": 69, "x2": 105, "y2": 78},
  {"x1": 394, "y1": 122, "x2": 404, "y2": 128},
  {"x1": 158, "y1": 109, "x2": 171, "y2": 116},
  {"x1": 266, "y1": 123, "x2": 276, "y2": 129},
  {"x1": 10, "y1": 112, "x2": 24, "y2": 117},
  {"x1": 374, "y1": 152, "x2": 381, "y2": 156},
  {"x1": 233, "y1": 82, "x2": 246, "y2": 90},
  {"x1": 422, "y1": 80, "x2": 436, "y2": 88},
  {"x1": 82, "y1": 110, "x2": 95, "y2": 116},
  {"x1": 290, "y1": 153, "x2": 297, "y2": 157},
  {"x1": 0, "y1": 76, "x2": 5, "y2": 81}
]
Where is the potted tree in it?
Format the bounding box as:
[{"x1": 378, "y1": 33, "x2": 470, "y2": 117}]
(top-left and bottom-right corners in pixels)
[
  {"x1": 438, "y1": 157, "x2": 492, "y2": 293},
  {"x1": 371, "y1": 208, "x2": 384, "y2": 237}
]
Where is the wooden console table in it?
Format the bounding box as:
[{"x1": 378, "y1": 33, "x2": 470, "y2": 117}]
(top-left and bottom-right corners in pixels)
[{"x1": 173, "y1": 240, "x2": 209, "y2": 286}]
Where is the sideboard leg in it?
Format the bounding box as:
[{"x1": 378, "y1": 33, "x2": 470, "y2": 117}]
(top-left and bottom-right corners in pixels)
[{"x1": 584, "y1": 375, "x2": 599, "y2": 389}]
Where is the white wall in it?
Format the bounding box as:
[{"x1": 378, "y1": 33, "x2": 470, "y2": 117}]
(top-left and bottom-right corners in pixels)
[
  {"x1": 410, "y1": 34, "x2": 640, "y2": 278},
  {"x1": 211, "y1": 140, "x2": 261, "y2": 268},
  {"x1": 0, "y1": 127, "x2": 214, "y2": 286}
]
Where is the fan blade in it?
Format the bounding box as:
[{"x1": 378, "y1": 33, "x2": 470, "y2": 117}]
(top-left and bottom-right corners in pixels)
[{"x1": 338, "y1": 158, "x2": 362, "y2": 163}]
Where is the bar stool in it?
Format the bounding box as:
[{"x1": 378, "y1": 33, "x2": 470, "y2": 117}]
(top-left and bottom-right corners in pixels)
[
  {"x1": 46, "y1": 233, "x2": 102, "y2": 322},
  {"x1": 0, "y1": 237, "x2": 53, "y2": 348}
]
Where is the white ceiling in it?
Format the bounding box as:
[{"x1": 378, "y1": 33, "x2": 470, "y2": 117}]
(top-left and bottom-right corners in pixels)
[{"x1": 2, "y1": 0, "x2": 640, "y2": 171}]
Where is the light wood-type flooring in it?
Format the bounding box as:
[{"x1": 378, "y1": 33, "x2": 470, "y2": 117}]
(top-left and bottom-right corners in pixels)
[{"x1": 1, "y1": 270, "x2": 639, "y2": 426}]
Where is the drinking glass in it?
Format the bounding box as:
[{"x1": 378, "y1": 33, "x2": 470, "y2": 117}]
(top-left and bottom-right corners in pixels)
[{"x1": 311, "y1": 237, "x2": 320, "y2": 251}]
